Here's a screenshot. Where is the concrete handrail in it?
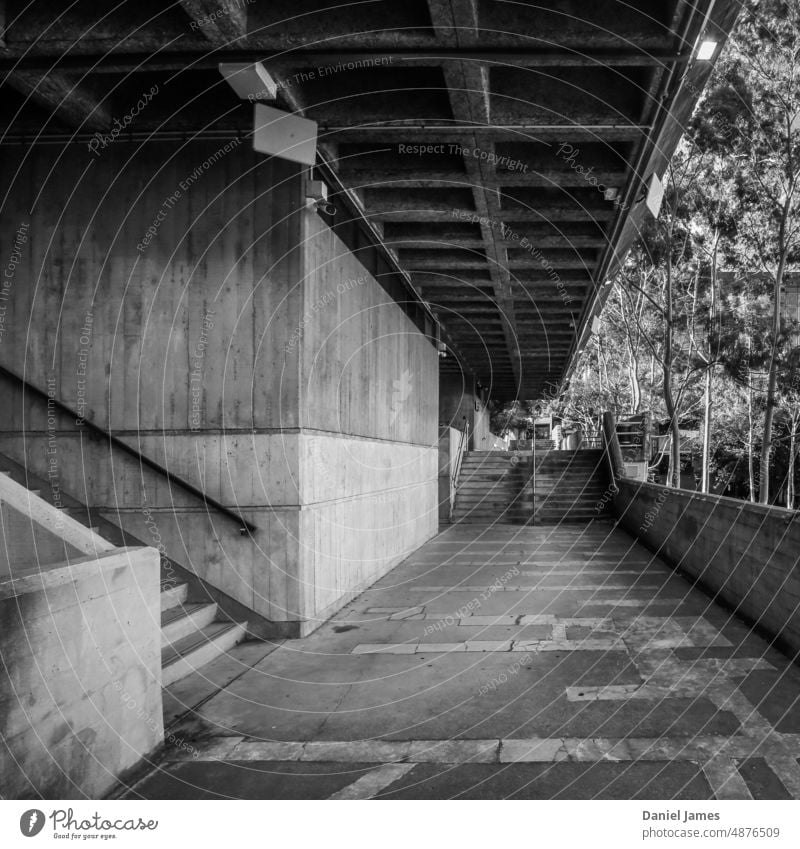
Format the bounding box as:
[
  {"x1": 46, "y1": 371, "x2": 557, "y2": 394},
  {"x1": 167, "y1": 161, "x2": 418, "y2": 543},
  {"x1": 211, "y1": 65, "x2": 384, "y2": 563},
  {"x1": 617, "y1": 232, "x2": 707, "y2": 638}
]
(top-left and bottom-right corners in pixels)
[
  {"x1": 0, "y1": 546, "x2": 147, "y2": 600},
  {"x1": 0, "y1": 471, "x2": 115, "y2": 558}
]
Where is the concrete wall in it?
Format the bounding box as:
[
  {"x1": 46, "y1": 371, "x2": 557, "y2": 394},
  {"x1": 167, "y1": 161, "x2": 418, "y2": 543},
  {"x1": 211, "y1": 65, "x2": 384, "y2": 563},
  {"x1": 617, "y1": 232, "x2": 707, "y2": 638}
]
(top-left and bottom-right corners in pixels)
[
  {"x1": 0, "y1": 547, "x2": 162, "y2": 799},
  {"x1": 614, "y1": 480, "x2": 800, "y2": 660},
  {"x1": 439, "y1": 373, "x2": 490, "y2": 449},
  {"x1": 0, "y1": 141, "x2": 439, "y2": 636},
  {"x1": 0, "y1": 141, "x2": 304, "y2": 631},
  {"x1": 296, "y1": 212, "x2": 439, "y2": 630}
]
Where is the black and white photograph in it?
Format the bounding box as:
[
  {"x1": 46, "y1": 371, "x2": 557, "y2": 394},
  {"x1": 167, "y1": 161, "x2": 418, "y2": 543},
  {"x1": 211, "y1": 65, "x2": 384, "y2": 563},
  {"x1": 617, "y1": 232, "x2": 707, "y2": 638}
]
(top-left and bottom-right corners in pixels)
[{"x1": 0, "y1": 0, "x2": 799, "y2": 843}]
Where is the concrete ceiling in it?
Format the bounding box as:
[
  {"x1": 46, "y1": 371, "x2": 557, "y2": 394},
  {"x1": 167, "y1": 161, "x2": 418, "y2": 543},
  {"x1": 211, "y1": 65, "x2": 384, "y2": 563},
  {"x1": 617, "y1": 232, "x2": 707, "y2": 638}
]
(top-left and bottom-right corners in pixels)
[{"x1": 0, "y1": 0, "x2": 742, "y2": 401}]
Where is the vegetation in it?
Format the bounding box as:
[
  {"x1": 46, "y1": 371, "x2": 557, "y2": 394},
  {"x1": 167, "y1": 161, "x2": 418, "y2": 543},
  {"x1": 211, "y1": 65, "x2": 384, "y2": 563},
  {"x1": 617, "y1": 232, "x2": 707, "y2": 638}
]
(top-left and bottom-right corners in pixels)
[{"x1": 561, "y1": 0, "x2": 800, "y2": 505}]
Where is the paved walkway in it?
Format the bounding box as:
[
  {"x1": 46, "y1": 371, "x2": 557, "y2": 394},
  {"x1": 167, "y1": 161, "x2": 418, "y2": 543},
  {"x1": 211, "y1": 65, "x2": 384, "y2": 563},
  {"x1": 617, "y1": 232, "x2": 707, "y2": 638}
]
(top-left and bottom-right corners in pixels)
[{"x1": 128, "y1": 522, "x2": 800, "y2": 800}]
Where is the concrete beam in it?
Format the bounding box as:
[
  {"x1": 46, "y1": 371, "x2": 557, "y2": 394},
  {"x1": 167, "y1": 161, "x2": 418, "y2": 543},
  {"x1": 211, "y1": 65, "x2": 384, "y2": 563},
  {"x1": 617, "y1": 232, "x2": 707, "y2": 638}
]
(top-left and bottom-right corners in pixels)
[
  {"x1": 4, "y1": 71, "x2": 110, "y2": 131},
  {"x1": 321, "y1": 127, "x2": 648, "y2": 144},
  {"x1": 365, "y1": 208, "x2": 615, "y2": 223},
  {"x1": 180, "y1": 0, "x2": 248, "y2": 45},
  {"x1": 0, "y1": 50, "x2": 681, "y2": 75},
  {"x1": 337, "y1": 168, "x2": 625, "y2": 189}
]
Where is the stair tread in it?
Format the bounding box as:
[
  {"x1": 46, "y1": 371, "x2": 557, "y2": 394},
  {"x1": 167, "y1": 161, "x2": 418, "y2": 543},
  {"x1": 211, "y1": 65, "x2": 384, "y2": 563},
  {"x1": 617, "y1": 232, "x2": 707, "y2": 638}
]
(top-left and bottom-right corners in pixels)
[
  {"x1": 161, "y1": 602, "x2": 214, "y2": 627},
  {"x1": 162, "y1": 620, "x2": 244, "y2": 667}
]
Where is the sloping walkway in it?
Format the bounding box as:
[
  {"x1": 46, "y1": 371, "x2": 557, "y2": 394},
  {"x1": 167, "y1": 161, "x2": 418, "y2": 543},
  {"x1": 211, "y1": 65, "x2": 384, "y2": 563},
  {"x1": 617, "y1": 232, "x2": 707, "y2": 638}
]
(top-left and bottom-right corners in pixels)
[{"x1": 127, "y1": 521, "x2": 800, "y2": 800}]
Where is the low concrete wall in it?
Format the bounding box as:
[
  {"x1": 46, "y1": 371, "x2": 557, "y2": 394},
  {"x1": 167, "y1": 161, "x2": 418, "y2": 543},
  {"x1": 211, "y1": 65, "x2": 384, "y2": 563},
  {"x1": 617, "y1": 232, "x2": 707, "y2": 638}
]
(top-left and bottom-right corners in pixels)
[
  {"x1": 614, "y1": 480, "x2": 800, "y2": 659},
  {"x1": 0, "y1": 547, "x2": 163, "y2": 798}
]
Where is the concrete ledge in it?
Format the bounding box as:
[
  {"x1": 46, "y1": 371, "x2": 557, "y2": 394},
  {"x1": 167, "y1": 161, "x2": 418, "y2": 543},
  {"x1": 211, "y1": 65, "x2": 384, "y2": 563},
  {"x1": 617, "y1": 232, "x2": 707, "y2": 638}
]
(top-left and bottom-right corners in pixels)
[
  {"x1": 0, "y1": 547, "x2": 147, "y2": 600},
  {"x1": 614, "y1": 479, "x2": 800, "y2": 660}
]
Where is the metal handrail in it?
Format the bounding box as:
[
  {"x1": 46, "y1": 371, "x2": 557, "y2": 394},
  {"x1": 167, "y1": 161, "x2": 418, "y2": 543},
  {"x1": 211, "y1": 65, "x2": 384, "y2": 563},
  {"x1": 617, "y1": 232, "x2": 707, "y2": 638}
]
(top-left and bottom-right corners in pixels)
[
  {"x1": 0, "y1": 363, "x2": 256, "y2": 534},
  {"x1": 450, "y1": 424, "x2": 468, "y2": 491},
  {"x1": 531, "y1": 434, "x2": 537, "y2": 525},
  {"x1": 601, "y1": 412, "x2": 623, "y2": 494},
  {"x1": 448, "y1": 424, "x2": 469, "y2": 523}
]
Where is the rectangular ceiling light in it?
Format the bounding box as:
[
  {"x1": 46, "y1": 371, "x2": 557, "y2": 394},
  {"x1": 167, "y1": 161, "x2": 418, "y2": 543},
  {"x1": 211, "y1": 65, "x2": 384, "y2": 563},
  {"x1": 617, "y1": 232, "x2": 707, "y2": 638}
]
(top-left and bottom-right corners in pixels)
[
  {"x1": 645, "y1": 173, "x2": 665, "y2": 218},
  {"x1": 253, "y1": 104, "x2": 318, "y2": 166},
  {"x1": 219, "y1": 62, "x2": 277, "y2": 100},
  {"x1": 696, "y1": 40, "x2": 718, "y2": 61}
]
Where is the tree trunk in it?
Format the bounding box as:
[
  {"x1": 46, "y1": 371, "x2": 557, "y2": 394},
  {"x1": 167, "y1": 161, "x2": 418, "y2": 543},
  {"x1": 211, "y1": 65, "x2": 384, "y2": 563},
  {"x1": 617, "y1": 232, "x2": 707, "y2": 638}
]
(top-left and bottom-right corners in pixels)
[
  {"x1": 788, "y1": 415, "x2": 797, "y2": 510},
  {"x1": 663, "y1": 263, "x2": 680, "y2": 487},
  {"x1": 701, "y1": 366, "x2": 712, "y2": 493},
  {"x1": 747, "y1": 377, "x2": 757, "y2": 502},
  {"x1": 701, "y1": 246, "x2": 717, "y2": 494},
  {"x1": 760, "y1": 257, "x2": 787, "y2": 505},
  {"x1": 628, "y1": 351, "x2": 641, "y2": 414}
]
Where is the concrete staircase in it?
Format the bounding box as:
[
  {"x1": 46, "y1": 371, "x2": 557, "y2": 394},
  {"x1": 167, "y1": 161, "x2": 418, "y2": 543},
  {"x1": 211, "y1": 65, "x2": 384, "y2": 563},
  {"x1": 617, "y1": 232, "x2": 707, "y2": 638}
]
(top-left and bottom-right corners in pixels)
[
  {"x1": 0, "y1": 452, "x2": 248, "y2": 688},
  {"x1": 160, "y1": 586, "x2": 247, "y2": 687},
  {"x1": 452, "y1": 451, "x2": 533, "y2": 524},
  {"x1": 533, "y1": 448, "x2": 611, "y2": 523}
]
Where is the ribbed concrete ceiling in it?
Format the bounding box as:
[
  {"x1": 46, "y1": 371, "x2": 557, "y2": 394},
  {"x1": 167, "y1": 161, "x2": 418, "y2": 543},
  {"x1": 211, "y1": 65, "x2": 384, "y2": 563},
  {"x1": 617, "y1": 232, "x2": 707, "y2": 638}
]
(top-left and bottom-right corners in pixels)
[{"x1": 0, "y1": 0, "x2": 740, "y2": 401}]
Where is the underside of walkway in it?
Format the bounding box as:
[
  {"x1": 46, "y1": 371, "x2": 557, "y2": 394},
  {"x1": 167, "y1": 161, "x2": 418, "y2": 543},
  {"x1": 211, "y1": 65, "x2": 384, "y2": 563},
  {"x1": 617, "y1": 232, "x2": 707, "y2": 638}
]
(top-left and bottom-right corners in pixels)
[{"x1": 128, "y1": 522, "x2": 800, "y2": 800}]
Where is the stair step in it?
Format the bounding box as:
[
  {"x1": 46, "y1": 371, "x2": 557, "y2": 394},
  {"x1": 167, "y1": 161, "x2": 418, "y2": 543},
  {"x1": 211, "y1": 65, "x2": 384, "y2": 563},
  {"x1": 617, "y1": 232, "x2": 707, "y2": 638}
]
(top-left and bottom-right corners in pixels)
[
  {"x1": 161, "y1": 621, "x2": 247, "y2": 688},
  {"x1": 533, "y1": 490, "x2": 608, "y2": 496},
  {"x1": 161, "y1": 602, "x2": 219, "y2": 647},
  {"x1": 535, "y1": 510, "x2": 609, "y2": 518},
  {"x1": 160, "y1": 582, "x2": 189, "y2": 612}
]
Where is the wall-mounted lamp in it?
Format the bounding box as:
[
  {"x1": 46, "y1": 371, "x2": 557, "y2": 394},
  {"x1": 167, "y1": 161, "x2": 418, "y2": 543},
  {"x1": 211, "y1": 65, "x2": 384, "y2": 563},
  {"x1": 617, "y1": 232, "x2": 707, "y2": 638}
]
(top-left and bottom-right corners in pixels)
[{"x1": 305, "y1": 179, "x2": 336, "y2": 215}]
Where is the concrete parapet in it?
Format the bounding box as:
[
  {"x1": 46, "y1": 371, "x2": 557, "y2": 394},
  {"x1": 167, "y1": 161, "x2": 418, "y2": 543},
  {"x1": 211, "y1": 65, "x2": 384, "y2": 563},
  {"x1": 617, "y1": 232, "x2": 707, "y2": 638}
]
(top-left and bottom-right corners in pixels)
[
  {"x1": 614, "y1": 480, "x2": 800, "y2": 661},
  {"x1": 0, "y1": 546, "x2": 162, "y2": 798}
]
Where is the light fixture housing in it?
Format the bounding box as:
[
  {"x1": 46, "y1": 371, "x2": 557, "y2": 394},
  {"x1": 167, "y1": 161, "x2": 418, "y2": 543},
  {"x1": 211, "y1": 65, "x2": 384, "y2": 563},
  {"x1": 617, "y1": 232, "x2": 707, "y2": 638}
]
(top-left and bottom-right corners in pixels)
[
  {"x1": 219, "y1": 62, "x2": 277, "y2": 100},
  {"x1": 696, "y1": 39, "x2": 718, "y2": 61},
  {"x1": 645, "y1": 173, "x2": 665, "y2": 218},
  {"x1": 253, "y1": 104, "x2": 318, "y2": 166}
]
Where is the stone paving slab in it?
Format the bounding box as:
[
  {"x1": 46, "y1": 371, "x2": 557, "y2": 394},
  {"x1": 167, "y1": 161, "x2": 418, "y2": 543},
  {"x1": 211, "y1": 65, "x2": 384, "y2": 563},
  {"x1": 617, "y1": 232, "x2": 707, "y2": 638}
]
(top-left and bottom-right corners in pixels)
[{"x1": 133, "y1": 523, "x2": 800, "y2": 800}]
